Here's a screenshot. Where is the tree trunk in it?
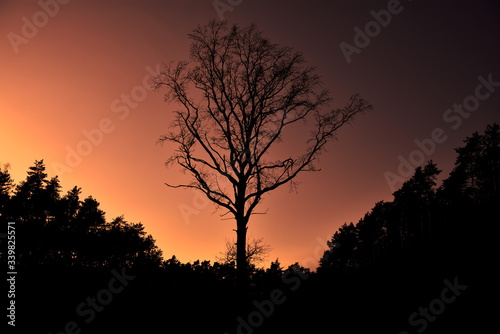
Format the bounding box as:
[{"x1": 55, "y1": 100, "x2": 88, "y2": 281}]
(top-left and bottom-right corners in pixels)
[{"x1": 235, "y1": 215, "x2": 249, "y2": 294}]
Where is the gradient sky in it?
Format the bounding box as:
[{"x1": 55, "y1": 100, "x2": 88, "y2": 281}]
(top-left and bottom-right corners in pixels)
[{"x1": 1, "y1": 0, "x2": 499, "y2": 269}]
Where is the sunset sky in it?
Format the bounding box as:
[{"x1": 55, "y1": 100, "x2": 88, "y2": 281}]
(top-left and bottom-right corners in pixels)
[{"x1": 1, "y1": 0, "x2": 499, "y2": 269}]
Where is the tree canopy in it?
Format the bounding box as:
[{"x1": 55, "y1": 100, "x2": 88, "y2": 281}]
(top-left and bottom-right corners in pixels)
[
  {"x1": 319, "y1": 123, "x2": 499, "y2": 280},
  {"x1": 0, "y1": 160, "x2": 162, "y2": 270},
  {"x1": 154, "y1": 20, "x2": 372, "y2": 284}
]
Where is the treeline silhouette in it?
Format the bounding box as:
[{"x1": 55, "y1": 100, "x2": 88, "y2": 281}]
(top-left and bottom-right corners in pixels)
[
  {"x1": 0, "y1": 160, "x2": 307, "y2": 333},
  {"x1": 0, "y1": 160, "x2": 162, "y2": 270},
  {"x1": 307, "y1": 123, "x2": 498, "y2": 333},
  {"x1": 318, "y1": 123, "x2": 499, "y2": 278},
  {"x1": 1, "y1": 123, "x2": 497, "y2": 333}
]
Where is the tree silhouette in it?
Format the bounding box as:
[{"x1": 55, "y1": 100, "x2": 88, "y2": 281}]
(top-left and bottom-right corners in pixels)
[
  {"x1": 444, "y1": 123, "x2": 500, "y2": 205},
  {"x1": 216, "y1": 236, "x2": 272, "y2": 269},
  {"x1": 154, "y1": 20, "x2": 372, "y2": 287},
  {"x1": 393, "y1": 161, "x2": 441, "y2": 245},
  {"x1": 0, "y1": 163, "x2": 13, "y2": 216}
]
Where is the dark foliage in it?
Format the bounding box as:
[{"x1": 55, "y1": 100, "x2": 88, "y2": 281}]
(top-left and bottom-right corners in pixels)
[
  {"x1": 1, "y1": 123, "x2": 497, "y2": 333},
  {"x1": 314, "y1": 123, "x2": 498, "y2": 333}
]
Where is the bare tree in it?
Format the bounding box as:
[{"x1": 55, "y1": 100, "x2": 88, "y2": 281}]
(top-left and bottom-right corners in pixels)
[
  {"x1": 154, "y1": 20, "x2": 372, "y2": 288},
  {"x1": 216, "y1": 237, "x2": 272, "y2": 268}
]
